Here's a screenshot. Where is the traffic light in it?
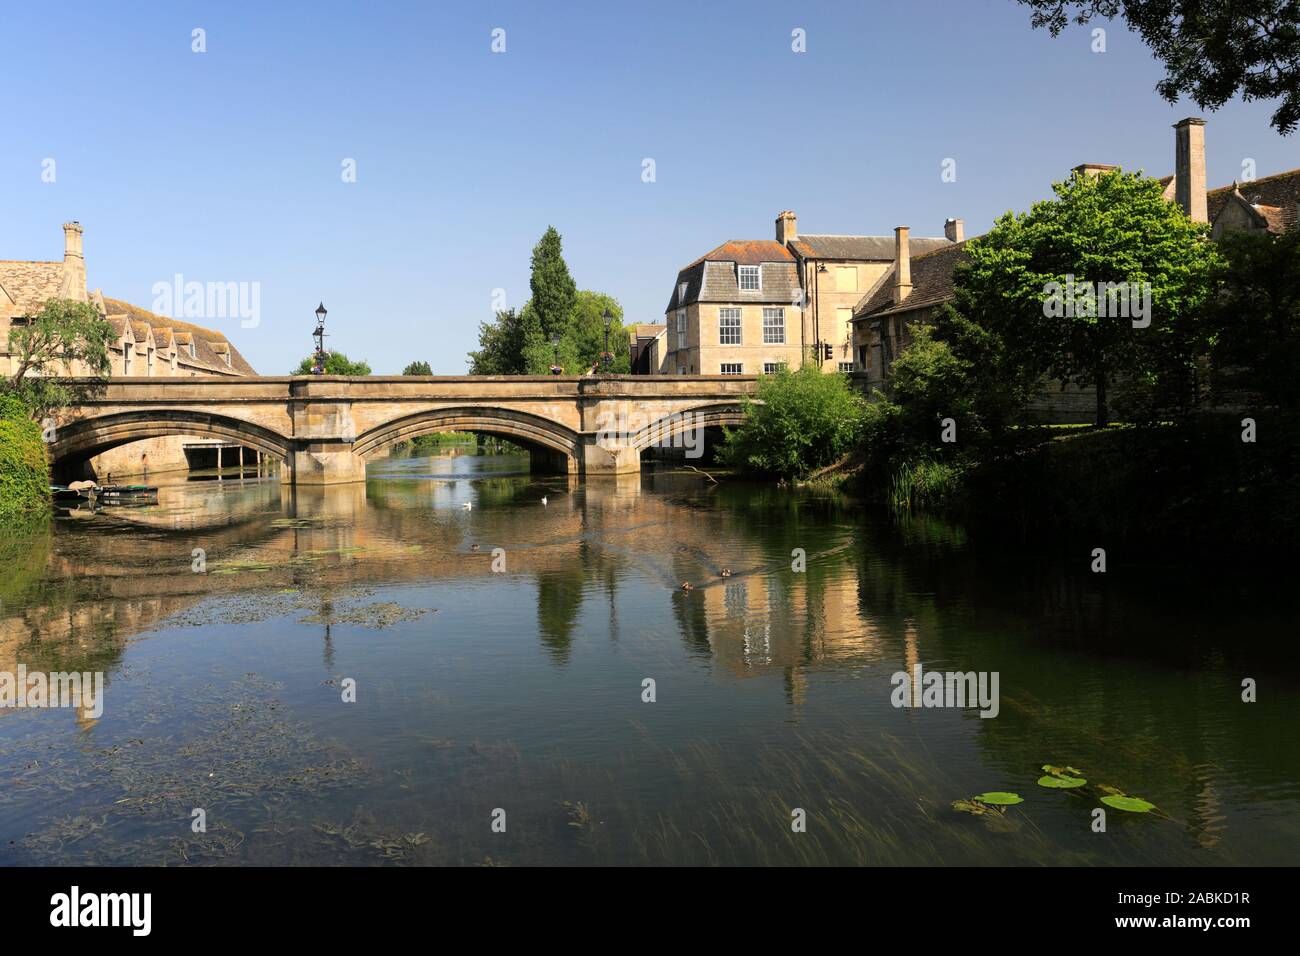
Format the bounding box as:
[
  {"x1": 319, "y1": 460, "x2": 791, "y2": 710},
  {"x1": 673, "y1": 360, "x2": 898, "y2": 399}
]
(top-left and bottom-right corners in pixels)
[{"x1": 822, "y1": 342, "x2": 833, "y2": 361}]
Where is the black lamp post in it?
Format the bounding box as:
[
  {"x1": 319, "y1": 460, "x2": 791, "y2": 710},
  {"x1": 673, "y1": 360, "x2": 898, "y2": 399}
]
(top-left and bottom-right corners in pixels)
[
  {"x1": 601, "y1": 309, "x2": 614, "y2": 372},
  {"x1": 550, "y1": 334, "x2": 562, "y2": 375},
  {"x1": 312, "y1": 302, "x2": 328, "y2": 375}
]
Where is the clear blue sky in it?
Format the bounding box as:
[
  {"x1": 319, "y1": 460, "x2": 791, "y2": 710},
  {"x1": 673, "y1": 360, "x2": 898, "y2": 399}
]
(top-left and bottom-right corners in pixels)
[{"x1": 2, "y1": 0, "x2": 1294, "y2": 374}]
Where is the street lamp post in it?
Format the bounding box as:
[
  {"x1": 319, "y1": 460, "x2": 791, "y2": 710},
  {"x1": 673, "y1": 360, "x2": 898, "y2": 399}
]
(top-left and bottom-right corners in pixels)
[
  {"x1": 312, "y1": 302, "x2": 328, "y2": 375},
  {"x1": 601, "y1": 309, "x2": 614, "y2": 372},
  {"x1": 550, "y1": 334, "x2": 562, "y2": 375}
]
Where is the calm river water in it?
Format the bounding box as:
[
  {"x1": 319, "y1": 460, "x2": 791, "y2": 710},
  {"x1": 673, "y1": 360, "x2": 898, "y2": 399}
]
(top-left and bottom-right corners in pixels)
[{"x1": 1, "y1": 449, "x2": 1297, "y2": 865}]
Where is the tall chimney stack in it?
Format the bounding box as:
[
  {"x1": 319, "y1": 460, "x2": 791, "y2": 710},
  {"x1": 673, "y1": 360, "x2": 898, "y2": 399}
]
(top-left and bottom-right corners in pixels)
[
  {"x1": 944, "y1": 218, "x2": 964, "y2": 243},
  {"x1": 59, "y1": 221, "x2": 88, "y2": 302},
  {"x1": 893, "y1": 226, "x2": 912, "y2": 303},
  {"x1": 775, "y1": 210, "x2": 798, "y2": 246},
  {"x1": 1174, "y1": 117, "x2": 1208, "y2": 223}
]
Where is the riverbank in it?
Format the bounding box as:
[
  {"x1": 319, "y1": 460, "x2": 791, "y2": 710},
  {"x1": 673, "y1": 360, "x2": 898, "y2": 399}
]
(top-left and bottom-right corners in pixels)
[
  {"x1": 842, "y1": 411, "x2": 1299, "y2": 557},
  {"x1": 0, "y1": 395, "x2": 49, "y2": 521}
]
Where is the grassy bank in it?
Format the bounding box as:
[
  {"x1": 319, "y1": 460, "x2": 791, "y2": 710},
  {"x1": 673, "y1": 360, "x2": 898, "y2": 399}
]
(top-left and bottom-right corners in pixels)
[
  {"x1": 868, "y1": 413, "x2": 1299, "y2": 555},
  {"x1": 0, "y1": 394, "x2": 49, "y2": 522}
]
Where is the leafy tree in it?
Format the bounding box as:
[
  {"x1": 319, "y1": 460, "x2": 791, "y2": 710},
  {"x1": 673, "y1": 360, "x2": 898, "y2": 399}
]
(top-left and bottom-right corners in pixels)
[
  {"x1": 1205, "y1": 228, "x2": 1300, "y2": 408},
  {"x1": 467, "y1": 228, "x2": 630, "y2": 375},
  {"x1": 292, "y1": 351, "x2": 372, "y2": 375},
  {"x1": 948, "y1": 169, "x2": 1220, "y2": 425},
  {"x1": 402, "y1": 360, "x2": 433, "y2": 375},
  {"x1": 565, "y1": 291, "x2": 631, "y2": 374},
  {"x1": 1018, "y1": 1, "x2": 1300, "y2": 135},
  {"x1": 469, "y1": 305, "x2": 543, "y2": 374},
  {"x1": 720, "y1": 365, "x2": 865, "y2": 479},
  {"x1": 530, "y1": 226, "x2": 578, "y2": 341},
  {"x1": 4, "y1": 298, "x2": 114, "y2": 419},
  {"x1": 886, "y1": 326, "x2": 983, "y2": 448}
]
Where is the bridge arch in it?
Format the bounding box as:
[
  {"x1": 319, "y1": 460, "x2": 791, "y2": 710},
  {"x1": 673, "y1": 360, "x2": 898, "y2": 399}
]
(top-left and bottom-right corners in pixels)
[
  {"x1": 352, "y1": 405, "x2": 581, "y2": 470},
  {"x1": 49, "y1": 408, "x2": 293, "y2": 477},
  {"x1": 625, "y1": 403, "x2": 749, "y2": 455}
]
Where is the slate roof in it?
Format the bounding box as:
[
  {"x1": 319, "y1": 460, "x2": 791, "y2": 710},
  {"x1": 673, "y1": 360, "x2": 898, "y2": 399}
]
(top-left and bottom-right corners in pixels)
[
  {"x1": 0, "y1": 261, "x2": 65, "y2": 312},
  {"x1": 1209, "y1": 174, "x2": 1300, "y2": 233},
  {"x1": 789, "y1": 234, "x2": 951, "y2": 261},
  {"x1": 102, "y1": 297, "x2": 257, "y2": 375},
  {"x1": 666, "y1": 240, "x2": 800, "y2": 311},
  {"x1": 1159, "y1": 167, "x2": 1300, "y2": 233},
  {"x1": 854, "y1": 240, "x2": 972, "y2": 320}
]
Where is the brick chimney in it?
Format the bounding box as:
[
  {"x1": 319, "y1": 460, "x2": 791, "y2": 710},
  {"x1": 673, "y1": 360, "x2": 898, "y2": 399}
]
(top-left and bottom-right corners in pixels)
[
  {"x1": 59, "y1": 221, "x2": 88, "y2": 302},
  {"x1": 776, "y1": 210, "x2": 797, "y2": 246},
  {"x1": 1174, "y1": 117, "x2": 1208, "y2": 223},
  {"x1": 893, "y1": 226, "x2": 912, "y2": 303},
  {"x1": 944, "y1": 218, "x2": 964, "y2": 242}
]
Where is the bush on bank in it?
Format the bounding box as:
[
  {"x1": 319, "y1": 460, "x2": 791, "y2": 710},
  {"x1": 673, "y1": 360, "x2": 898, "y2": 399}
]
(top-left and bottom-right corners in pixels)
[
  {"x1": 0, "y1": 391, "x2": 51, "y2": 522},
  {"x1": 719, "y1": 365, "x2": 866, "y2": 480}
]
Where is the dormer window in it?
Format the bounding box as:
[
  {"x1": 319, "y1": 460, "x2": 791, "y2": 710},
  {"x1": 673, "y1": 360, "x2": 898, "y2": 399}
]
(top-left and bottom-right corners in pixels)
[
  {"x1": 678, "y1": 281, "x2": 688, "y2": 305},
  {"x1": 188, "y1": 342, "x2": 196, "y2": 359},
  {"x1": 738, "y1": 264, "x2": 760, "y2": 291}
]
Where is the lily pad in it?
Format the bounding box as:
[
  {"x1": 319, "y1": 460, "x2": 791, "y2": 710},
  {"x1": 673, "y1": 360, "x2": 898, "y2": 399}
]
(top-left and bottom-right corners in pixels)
[
  {"x1": 1100, "y1": 794, "x2": 1156, "y2": 813},
  {"x1": 1038, "y1": 774, "x2": 1087, "y2": 788},
  {"x1": 972, "y1": 791, "x2": 1023, "y2": 806}
]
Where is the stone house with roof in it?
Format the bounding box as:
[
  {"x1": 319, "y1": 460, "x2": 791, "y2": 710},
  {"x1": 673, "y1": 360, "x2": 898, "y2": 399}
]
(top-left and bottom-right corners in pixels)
[
  {"x1": 1, "y1": 222, "x2": 258, "y2": 476},
  {"x1": 661, "y1": 212, "x2": 955, "y2": 376},
  {"x1": 850, "y1": 118, "x2": 1300, "y2": 419}
]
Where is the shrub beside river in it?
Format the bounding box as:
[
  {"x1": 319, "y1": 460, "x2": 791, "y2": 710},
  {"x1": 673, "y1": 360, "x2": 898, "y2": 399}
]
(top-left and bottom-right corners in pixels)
[{"x1": 0, "y1": 393, "x2": 50, "y2": 522}]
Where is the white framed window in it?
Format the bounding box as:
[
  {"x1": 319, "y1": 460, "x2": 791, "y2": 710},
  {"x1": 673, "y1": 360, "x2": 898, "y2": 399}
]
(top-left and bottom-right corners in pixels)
[
  {"x1": 838, "y1": 362, "x2": 855, "y2": 373},
  {"x1": 738, "y1": 264, "x2": 760, "y2": 291},
  {"x1": 763, "y1": 361, "x2": 787, "y2": 375},
  {"x1": 678, "y1": 281, "x2": 688, "y2": 306},
  {"x1": 720, "y1": 362, "x2": 743, "y2": 375},
  {"x1": 762, "y1": 307, "x2": 785, "y2": 344},
  {"x1": 675, "y1": 309, "x2": 687, "y2": 350},
  {"x1": 719, "y1": 308, "x2": 742, "y2": 345}
]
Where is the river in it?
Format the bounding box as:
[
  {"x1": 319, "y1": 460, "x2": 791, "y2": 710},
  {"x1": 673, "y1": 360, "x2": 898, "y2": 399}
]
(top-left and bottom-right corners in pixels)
[{"x1": 1, "y1": 449, "x2": 1296, "y2": 865}]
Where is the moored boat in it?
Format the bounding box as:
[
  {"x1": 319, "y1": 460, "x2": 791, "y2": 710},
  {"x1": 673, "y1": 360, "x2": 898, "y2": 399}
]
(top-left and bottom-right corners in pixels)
[{"x1": 96, "y1": 484, "x2": 159, "y2": 505}]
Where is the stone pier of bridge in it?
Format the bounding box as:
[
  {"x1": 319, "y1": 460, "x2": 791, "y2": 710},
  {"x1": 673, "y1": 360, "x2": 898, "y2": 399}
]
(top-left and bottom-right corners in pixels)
[{"x1": 49, "y1": 375, "x2": 757, "y2": 486}]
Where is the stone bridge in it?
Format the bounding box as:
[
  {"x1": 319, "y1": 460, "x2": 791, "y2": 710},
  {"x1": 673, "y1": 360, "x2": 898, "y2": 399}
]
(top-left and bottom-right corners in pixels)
[{"x1": 48, "y1": 375, "x2": 758, "y2": 484}]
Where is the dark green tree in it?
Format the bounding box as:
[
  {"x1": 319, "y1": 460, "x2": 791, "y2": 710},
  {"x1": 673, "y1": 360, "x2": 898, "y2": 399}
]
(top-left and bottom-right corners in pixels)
[
  {"x1": 1018, "y1": 1, "x2": 1300, "y2": 135},
  {"x1": 720, "y1": 365, "x2": 866, "y2": 479},
  {"x1": 947, "y1": 169, "x2": 1220, "y2": 425},
  {"x1": 529, "y1": 226, "x2": 577, "y2": 341},
  {"x1": 402, "y1": 360, "x2": 433, "y2": 375},
  {"x1": 468, "y1": 305, "x2": 544, "y2": 374},
  {"x1": 1206, "y1": 228, "x2": 1300, "y2": 408},
  {"x1": 292, "y1": 351, "x2": 372, "y2": 375}
]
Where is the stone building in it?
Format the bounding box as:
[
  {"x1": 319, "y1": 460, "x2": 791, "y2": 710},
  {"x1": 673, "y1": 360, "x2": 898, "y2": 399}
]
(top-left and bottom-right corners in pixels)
[
  {"x1": 850, "y1": 118, "x2": 1300, "y2": 415},
  {"x1": 0, "y1": 222, "x2": 258, "y2": 477},
  {"x1": 628, "y1": 323, "x2": 669, "y2": 374},
  {"x1": 661, "y1": 213, "x2": 954, "y2": 375}
]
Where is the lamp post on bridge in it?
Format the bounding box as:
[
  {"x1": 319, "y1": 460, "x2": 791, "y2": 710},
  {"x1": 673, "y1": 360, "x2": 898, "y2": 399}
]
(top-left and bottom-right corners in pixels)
[
  {"x1": 601, "y1": 309, "x2": 614, "y2": 373},
  {"x1": 550, "y1": 334, "x2": 562, "y2": 375},
  {"x1": 312, "y1": 302, "x2": 328, "y2": 375}
]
